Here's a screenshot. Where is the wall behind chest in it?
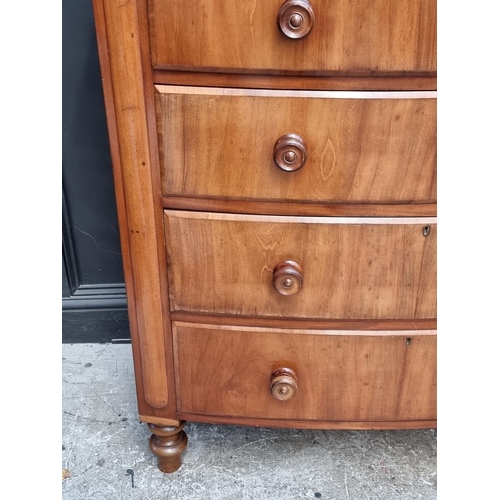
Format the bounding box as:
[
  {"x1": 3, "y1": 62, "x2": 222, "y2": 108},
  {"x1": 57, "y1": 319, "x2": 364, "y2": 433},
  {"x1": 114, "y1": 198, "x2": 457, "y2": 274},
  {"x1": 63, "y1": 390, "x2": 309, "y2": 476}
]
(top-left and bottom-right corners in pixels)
[{"x1": 62, "y1": 0, "x2": 130, "y2": 343}]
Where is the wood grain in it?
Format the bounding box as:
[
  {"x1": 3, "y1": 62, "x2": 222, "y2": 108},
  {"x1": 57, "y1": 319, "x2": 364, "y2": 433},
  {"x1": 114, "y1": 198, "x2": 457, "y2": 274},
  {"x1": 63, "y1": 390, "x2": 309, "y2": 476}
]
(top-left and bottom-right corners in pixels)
[
  {"x1": 170, "y1": 312, "x2": 437, "y2": 331},
  {"x1": 173, "y1": 323, "x2": 437, "y2": 421},
  {"x1": 153, "y1": 70, "x2": 437, "y2": 91},
  {"x1": 163, "y1": 197, "x2": 437, "y2": 217},
  {"x1": 176, "y1": 413, "x2": 437, "y2": 430},
  {"x1": 95, "y1": 0, "x2": 438, "y2": 443},
  {"x1": 136, "y1": 0, "x2": 180, "y2": 416},
  {"x1": 156, "y1": 86, "x2": 436, "y2": 98},
  {"x1": 95, "y1": 0, "x2": 172, "y2": 410},
  {"x1": 156, "y1": 87, "x2": 436, "y2": 204},
  {"x1": 149, "y1": 0, "x2": 436, "y2": 74},
  {"x1": 164, "y1": 211, "x2": 436, "y2": 225},
  {"x1": 173, "y1": 322, "x2": 437, "y2": 337},
  {"x1": 164, "y1": 211, "x2": 437, "y2": 320},
  {"x1": 148, "y1": 422, "x2": 188, "y2": 473},
  {"x1": 140, "y1": 415, "x2": 181, "y2": 427}
]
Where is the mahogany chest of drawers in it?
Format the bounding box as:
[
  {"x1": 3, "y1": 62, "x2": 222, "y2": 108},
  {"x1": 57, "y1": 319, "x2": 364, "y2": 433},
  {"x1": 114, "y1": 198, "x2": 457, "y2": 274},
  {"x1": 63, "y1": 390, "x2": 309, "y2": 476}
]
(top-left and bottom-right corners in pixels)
[{"x1": 93, "y1": 0, "x2": 437, "y2": 472}]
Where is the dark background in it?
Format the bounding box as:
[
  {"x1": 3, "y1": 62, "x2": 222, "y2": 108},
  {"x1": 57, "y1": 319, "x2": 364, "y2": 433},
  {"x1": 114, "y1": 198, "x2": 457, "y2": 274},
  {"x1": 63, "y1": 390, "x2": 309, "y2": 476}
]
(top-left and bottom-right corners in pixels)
[{"x1": 62, "y1": 0, "x2": 130, "y2": 343}]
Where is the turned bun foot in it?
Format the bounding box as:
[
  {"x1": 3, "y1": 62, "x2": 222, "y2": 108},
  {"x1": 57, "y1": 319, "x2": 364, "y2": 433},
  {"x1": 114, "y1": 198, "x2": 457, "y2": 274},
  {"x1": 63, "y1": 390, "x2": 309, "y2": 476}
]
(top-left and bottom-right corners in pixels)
[{"x1": 148, "y1": 421, "x2": 188, "y2": 473}]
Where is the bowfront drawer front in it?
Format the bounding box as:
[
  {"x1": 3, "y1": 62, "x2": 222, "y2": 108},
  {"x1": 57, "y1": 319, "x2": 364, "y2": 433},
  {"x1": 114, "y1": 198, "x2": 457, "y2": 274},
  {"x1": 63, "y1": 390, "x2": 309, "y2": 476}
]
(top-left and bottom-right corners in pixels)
[
  {"x1": 156, "y1": 87, "x2": 436, "y2": 204},
  {"x1": 149, "y1": 0, "x2": 436, "y2": 74},
  {"x1": 164, "y1": 211, "x2": 437, "y2": 319},
  {"x1": 173, "y1": 323, "x2": 437, "y2": 421}
]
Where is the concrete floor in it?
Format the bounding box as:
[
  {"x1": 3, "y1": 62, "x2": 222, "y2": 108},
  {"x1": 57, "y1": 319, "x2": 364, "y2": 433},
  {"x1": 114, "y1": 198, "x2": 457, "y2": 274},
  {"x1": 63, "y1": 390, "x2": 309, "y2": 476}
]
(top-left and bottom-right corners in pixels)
[{"x1": 62, "y1": 343, "x2": 437, "y2": 499}]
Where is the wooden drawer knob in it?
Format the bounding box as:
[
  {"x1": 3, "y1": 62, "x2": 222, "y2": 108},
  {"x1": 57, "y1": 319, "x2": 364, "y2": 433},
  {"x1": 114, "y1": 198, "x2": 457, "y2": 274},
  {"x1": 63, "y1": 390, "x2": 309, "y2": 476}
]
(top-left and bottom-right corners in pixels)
[
  {"x1": 273, "y1": 260, "x2": 303, "y2": 295},
  {"x1": 270, "y1": 368, "x2": 298, "y2": 401},
  {"x1": 278, "y1": 0, "x2": 315, "y2": 39},
  {"x1": 273, "y1": 134, "x2": 308, "y2": 172}
]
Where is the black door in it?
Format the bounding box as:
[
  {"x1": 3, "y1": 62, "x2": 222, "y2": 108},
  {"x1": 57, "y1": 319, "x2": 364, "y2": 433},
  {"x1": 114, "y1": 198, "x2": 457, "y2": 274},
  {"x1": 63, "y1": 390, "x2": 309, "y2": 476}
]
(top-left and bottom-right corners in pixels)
[{"x1": 62, "y1": 0, "x2": 130, "y2": 343}]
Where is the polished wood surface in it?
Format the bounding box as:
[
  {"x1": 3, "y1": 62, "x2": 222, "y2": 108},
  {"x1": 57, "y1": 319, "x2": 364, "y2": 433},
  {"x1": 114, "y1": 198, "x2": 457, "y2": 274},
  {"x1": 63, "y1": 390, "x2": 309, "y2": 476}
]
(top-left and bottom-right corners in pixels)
[
  {"x1": 95, "y1": 0, "x2": 437, "y2": 472},
  {"x1": 153, "y1": 70, "x2": 437, "y2": 91},
  {"x1": 272, "y1": 260, "x2": 304, "y2": 296},
  {"x1": 149, "y1": 0, "x2": 436, "y2": 74},
  {"x1": 273, "y1": 134, "x2": 308, "y2": 172},
  {"x1": 176, "y1": 413, "x2": 436, "y2": 430},
  {"x1": 170, "y1": 312, "x2": 437, "y2": 331},
  {"x1": 270, "y1": 367, "x2": 299, "y2": 401},
  {"x1": 156, "y1": 85, "x2": 435, "y2": 98},
  {"x1": 173, "y1": 323, "x2": 437, "y2": 421},
  {"x1": 173, "y1": 322, "x2": 437, "y2": 336},
  {"x1": 148, "y1": 422, "x2": 188, "y2": 473},
  {"x1": 140, "y1": 416, "x2": 181, "y2": 427},
  {"x1": 156, "y1": 86, "x2": 436, "y2": 204},
  {"x1": 94, "y1": 0, "x2": 177, "y2": 412},
  {"x1": 163, "y1": 197, "x2": 437, "y2": 217},
  {"x1": 164, "y1": 211, "x2": 437, "y2": 320},
  {"x1": 278, "y1": 0, "x2": 315, "y2": 40}
]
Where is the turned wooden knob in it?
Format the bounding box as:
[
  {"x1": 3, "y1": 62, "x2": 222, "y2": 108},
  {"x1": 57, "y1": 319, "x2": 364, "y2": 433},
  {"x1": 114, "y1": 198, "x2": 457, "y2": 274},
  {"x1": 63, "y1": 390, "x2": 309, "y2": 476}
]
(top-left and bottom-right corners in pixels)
[
  {"x1": 273, "y1": 134, "x2": 307, "y2": 172},
  {"x1": 273, "y1": 260, "x2": 303, "y2": 295},
  {"x1": 278, "y1": 0, "x2": 315, "y2": 39},
  {"x1": 270, "y1": 368, "x2": 298, "y2": 401}
]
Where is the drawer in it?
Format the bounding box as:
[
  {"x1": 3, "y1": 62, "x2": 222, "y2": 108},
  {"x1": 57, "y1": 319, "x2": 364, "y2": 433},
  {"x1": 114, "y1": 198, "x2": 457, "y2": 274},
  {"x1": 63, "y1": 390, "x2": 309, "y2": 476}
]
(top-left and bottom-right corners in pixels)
[
  {"x1": 157, "y1": 86, "x2": 436, "y2": 204},
  {"x1": 149, "y1": 0, "x2": 436, "y2": 74},
  {"x1": 164, "y1": 211, "x2": 437, "y2": 319},
  {"x1": 173, "y1": 323, "x2": 437, "y2": 421}
]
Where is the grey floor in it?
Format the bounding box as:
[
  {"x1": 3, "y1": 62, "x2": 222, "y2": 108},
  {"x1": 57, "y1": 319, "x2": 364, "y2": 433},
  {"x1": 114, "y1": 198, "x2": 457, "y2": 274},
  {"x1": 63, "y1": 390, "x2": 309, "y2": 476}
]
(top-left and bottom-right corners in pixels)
[{"x1": 62, "y1": 343, "x2": 437, "y2": 500}]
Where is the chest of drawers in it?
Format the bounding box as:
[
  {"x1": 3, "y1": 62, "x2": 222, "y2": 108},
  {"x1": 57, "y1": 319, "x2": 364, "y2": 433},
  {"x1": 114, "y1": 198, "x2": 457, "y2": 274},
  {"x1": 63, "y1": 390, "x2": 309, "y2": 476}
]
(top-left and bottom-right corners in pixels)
[{"x1": 93, "y1": 0, "x2": 437, "y2": 472}]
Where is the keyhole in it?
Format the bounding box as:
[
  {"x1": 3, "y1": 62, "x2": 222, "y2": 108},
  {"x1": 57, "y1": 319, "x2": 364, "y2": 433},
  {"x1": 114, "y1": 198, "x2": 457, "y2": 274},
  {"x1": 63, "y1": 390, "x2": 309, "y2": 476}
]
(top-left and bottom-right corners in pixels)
[{"x1": 422, "y1": 225, "x2": 431, "y2": 237}]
